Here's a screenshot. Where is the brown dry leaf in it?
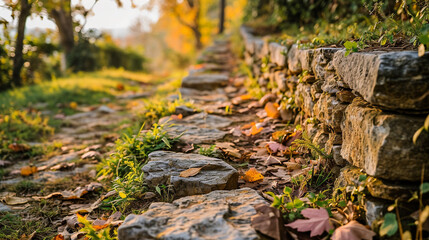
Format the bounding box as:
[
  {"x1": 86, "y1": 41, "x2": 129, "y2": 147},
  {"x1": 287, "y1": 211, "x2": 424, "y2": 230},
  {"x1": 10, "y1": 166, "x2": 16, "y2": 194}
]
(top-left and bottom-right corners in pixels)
[
  {"x1": 92, "y1": 219, "x2": 109, "y2": 230},
  {"x1": 265, "y1": 102, "x2": 280, "y2": 119},
  {"x1": 242, "y1": 168, "x2": 264, "y2": 182},
  {"x1": 283, "y1": 131, "x2": 302, "y2": 146},
  {"x1": 251, "y1": 204, "x2": 286, "y2": 240},
  {"x1": 264, "y1": 156, "x2": 282, "y2": 166},
  {"x1": 286, "y1": 208, "x2": 333, "y2": 237},
  {"x1": 331, "y1": 220, "x2": 376, "y2": 240},
  {"x1": 19, "y1": 231, "x2": 36, "y2": 240},
  {"x1": 35, "y1": 182, "x2": 102, "y2": 200},
  {"x1": 180, "y1": 167, "x2": 202, "y2": 178},
  {"x1": 8, "y1": 143, "x2": 30, "y2": 152},
  {"x1": 4, "y1": 196, "x2": 29, "y2": 205},
  {"x1": 20, "y1": 166, "x2": 38, "y2": 176},
  {"x1": 116, "y1": 83, "x2": 125, "y2": 91},
  {"x1": 284, "y1": 162, "x2": 302, "y2": 171}
]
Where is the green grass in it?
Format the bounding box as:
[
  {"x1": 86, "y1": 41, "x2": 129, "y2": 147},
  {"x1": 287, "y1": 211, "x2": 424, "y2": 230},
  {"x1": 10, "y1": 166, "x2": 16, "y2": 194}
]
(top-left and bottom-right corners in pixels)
[
  {"x1": 9, "y1": 180, "x2": 41, "y2": 195},
  {"x1": 0, "y1": 212, "x2": 57, "y2": 240}
]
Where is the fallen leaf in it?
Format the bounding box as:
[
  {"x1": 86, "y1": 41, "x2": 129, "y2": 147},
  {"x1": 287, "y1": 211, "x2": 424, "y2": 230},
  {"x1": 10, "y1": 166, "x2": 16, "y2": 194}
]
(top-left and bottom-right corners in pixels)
[
  {"x1": 34, "y1": 182, "x2": 102, "y2": 200},
  {"x1": 21, "y1": 166, "x2": 38, "y2": 176},
  {"x1": 116, "y1": 83, "x2": 125, "y2": 91},
  {"x1": 242, "y1": 168, "x2": 264, "y2": 182},
  {"x1": 266, "y1": 142, "x2": 288, "y2": 154},
  {"x1": 4, "y1": 196, "x2": 29, "y2": 205},
  {"x1": 52, "y1": 234, "x2": 65, "y2": 240},
  {"x1": 69, "y1": 101, "x2": 78, "y2": 109},
  {"x1": 19, "y1": 231, "x2": 36, "y2": 240},
  {"x1": 286, "y1": 208, "x2": 333, "y2": 237},
  {"x1": 8, "y1": 143, "x2": 30, "y2": 152},
  {"x1": 240, "y1": 94, "x2": 253, "y2": 100},
  {"x1": 272, "y1": 130, "x2": 288, "y2": 142},
  {"x1": 170, "y1": 114, "x2": 183, "y2": 120},
  {"x1": 331, "y1": 220, "x2": 376, "y2": 240},
  {"x1": 264, "y1": 156, "x2": 282, "y2": 166},
  {"x1": 180, "y1": 167, "x2": 202, "y2": 178},
  {"x1": 250, "y1": 122, "x2": 263, "y2": 135},
  {"x1": 92, "y1": 219, "x2": 109, "y2": 230},
  {"x1": 265, "y1": 102, "x2": 280, "y2": 119},
  {"x1": 251, "y1": 204, "x2": 286, "y2": 240}
]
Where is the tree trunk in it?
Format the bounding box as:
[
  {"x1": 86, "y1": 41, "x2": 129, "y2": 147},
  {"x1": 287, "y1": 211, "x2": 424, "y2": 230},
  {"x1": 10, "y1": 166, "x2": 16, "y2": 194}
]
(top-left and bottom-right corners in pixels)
[
  {"x1": 12, "y1": 0, "x2": 31, "y2": 87},
  {"x1": 192, "y1": 0, "x2": 202, "y2": 49},
  {"x1": 218, "y1": 0, "x2": 225, "y2": 34},
  {"x1": 50, "y1": 1, "x2": 74, "y2": 57}
]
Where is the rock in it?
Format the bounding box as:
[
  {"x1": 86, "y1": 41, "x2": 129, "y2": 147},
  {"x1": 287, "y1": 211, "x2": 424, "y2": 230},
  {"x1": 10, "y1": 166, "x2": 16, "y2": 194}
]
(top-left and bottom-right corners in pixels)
[
  {"x1": 311, "y1": 48, "x2": 341, "y2": 81},
  {"x1": 365, "y1": 198, "x2": 389, "y2": 227},
  {"x1": 117, "y1": 188, "x2": 265, "y2": 240},
  {"x1": 295, "y1": 83, "x2": 315, "y2": 117},
  {"x1": 313, "y1": 129, "x2": 329, "y2": 150},
  {"x1": 336, "y1": 165, "x2": 418, "y2": 201},
  {"x1": 341, "y1": 98, "x2": 429, "y2": 181},
  {"x1": 181, "y1": 73, "x2": 229, "y2": 90},
  {"x1": 81, "y1": 151, "x2": 101, "y2": 160},
  {"x1": 336, "y1": 90, "x2": 356, "y2": 103},
  {"x1": 161, "y1": 113, "x2": 232, "y2": 129},
  {"x1": 269, "y1": 42, "x2": 288, "y2": 66},
  {"x1": 165, "y1": 125, "x2": 227, "y2": 144},
  {"x1": 313, "y1": 93, "x2": 347, "y2": 132},
  {"x1": 321, "y1": 75, "x2": 343, "y2": 94},
  {"x1": 0, "y1": 202, "x2": 12, "y2": 212},
  {"x1": 287, "y1": 45, "x2": 301, "y2": 74},
  {"x1": 259, "y1": 93, "x2": 277, "y2": 106},
  {"x1": 333, "y1": 50, "x2": 429, "y2": 111},
  {"x1": 274, "y1": 71, "x2": 288, "y2": 92},
  {"x1": 174, "y1": 105, "x2": 195, "y2": 117},
  {"x1": 310, "y1": 80, "x2": 323, "y2": 100},
  {"x1": 299, "y1": 49, "x2": 314, "y2": 73},
  {"x1": 332, "y1": 145, "x2": 347, "y2": 166},
  {"x1": 143, "y1": 151, "x2": 238, "y2": 197},
  {"x1": 280, "y1": 109, "x2": 294, "y2": 122}
]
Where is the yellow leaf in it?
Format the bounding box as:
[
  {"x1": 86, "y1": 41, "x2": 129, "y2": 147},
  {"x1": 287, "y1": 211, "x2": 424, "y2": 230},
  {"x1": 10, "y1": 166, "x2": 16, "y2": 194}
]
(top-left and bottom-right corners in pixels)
[
  {"x1": 240, "y1": 94, "x2": 253, "y2": 100},
  {"x1": 118, "y1": 191, "x2": 127, "y2": 199},
  {"x1": 69, "y1": 102, "x2": 78, "y2": 109},
  {"x1": 265, "y1": 102, "x2": 280, "y2": 118},
  {"x1": 418, "y1": 44, "x2": 425, "y2": 57},
  {"x1": 179, "y1": 167, "x2": 202, "y2": 178},
  {"x1": 242, "y1": 168, "x2": 264, "y2": 182}
]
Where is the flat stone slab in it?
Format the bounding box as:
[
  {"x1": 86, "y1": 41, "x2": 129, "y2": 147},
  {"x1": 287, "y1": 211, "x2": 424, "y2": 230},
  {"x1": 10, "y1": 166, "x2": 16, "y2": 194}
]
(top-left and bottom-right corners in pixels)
[
  {"x1": 118, "y1": 188, "x2": 265, "y2": 240},
  {"x1": 333, "y1": 50, "x2": 429, "y2": 111},
  {"x1": 161, "y1": 113, "x2": 232, "y2": 129},
  {"x1": 181, "y1": 73, "x2": 229, "y2": 90},
  {"x1": 341, "y1": 98, "x2": 429, "y2": 181},
  {"x1": 143, "y1": 151, "x2": 238, "y2": 197},
  {"x1": 165, "y1": 125, "x2": 227, "y2": 144}
]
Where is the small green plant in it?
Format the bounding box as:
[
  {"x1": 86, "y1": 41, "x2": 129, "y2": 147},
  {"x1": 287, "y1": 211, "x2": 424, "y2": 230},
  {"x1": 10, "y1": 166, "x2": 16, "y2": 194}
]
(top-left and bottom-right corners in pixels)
[
  {"x1": 137, "y1": 96, "x2": 194, "y2": 125},
  {"x1": 267, "y1": 186, "x2": 306, "y2": 221},
  {"x1": 198, "y1": 145, "x2": 217, "y2": 157},
  {"x1": 413, "y1": 114, "x2": 429, "y2": 144},
  {"x1": 293, "y1": 132, "x2": 332, "y2": 159},
  {"x1": 0, "y1": 110, "x2": 54, "y2": 147},
  {"x1": 344, "y1": 41, "x2": 359, "y2": 56},
  {"x1": 98, "y1": 122, "x2": 179, "y2": 208},
  {"x1": 239, "y1": 63, "x2": 265, "y2": 99},
  {"x1": 155, "y1": 184, "x2": 175, "y2": 203}
]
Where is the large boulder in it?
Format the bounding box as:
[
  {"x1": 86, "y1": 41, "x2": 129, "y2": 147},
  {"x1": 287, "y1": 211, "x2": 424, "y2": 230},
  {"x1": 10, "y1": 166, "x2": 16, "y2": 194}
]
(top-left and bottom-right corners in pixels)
[
  {"x1": 313, "y1": 93, "x2": 347, "y2": 133},
  {"x1": 341, "y1": 98, "x2": 429, "y2": 181},
  {"x1": 118, "y1": 188, "x2": 266, "y2": 240},
  {"x1": 333, "y1": 50, "x2": 429, "y2": 111},
  {"x1": 143, "y1": 151, "x2": 238, "y2": 197},
  {"x1": 269, "y1": 42, "x2": 288, "y2": 67},
  {"x1": 164, "y1": 125, "x2": 227, "y2": 144},
  {"x1": 181, "y1": 73, "x2": 229, "y2": 90}
]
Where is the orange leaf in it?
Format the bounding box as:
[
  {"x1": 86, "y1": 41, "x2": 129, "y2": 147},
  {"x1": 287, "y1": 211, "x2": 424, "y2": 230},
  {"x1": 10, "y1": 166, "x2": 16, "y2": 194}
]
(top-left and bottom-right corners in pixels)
[
  {"x1": 116, "y1": 83, "x2": 124, "y2": 91},
  {"x1": 170, "y1": 114, "x2": 183, "y2": 120},
  {"x1": 21, "y1": 166, "x2": 37, "y2": 176},
  {"x1": 272, "y1": 130, "x2": 288, "y2": 142},
  {"x1": 250, "y1": 122, "x2": 263, "y2": 135},
  {"x1": 265, "y1": 102, "x2": 280, "y2": 119},
  {"x1": 8, "y1": 143, "x2": 30, "y2": 152},
  {"x1": 242, "y1": 168, "x2": 264, "y2": 182},
  {"x1": 69, "y1": 102, "x2": 78, "y2": 109},
  {"x1": 241, "y1": 123, "x2": 253, "y2": 130},
  {"x1": 239, "y1": 94, "x2": 253, "y2": 100},
  {"x1": 53, "y1": 234, "x2": 65, "y2": 240}
]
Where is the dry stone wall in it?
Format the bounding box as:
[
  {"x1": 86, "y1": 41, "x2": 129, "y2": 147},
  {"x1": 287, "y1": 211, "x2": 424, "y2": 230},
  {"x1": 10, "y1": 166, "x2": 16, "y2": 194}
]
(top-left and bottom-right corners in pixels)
[{"x1": 240, "y1": 26, "x2": 429, "y2": 204}]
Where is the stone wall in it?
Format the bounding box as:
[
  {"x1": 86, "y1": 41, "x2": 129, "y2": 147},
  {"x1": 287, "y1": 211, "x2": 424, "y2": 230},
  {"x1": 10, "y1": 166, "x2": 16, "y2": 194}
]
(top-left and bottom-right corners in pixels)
[{"x1": 240, "y1": 26, "x2": 429, "y2": 208}]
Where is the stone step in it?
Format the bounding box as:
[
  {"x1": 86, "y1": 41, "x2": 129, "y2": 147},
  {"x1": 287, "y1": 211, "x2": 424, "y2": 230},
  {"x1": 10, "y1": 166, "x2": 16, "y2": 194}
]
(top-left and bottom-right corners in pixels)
[
  {"x1": 118, "y1": 188, "x2": 265, "y2": 240},
  {"x1": 181, "y1": 73, "x2": 229, "y2": 90},
  {"x1": 143, "y1": 151, "x2": 238, "y2": 197},
  {"x1": 333, "y1": 50, "x2": 429, "y2": 111},
  {"x1": 341, "y1": 98, "x2": 429, "y2": 181}
]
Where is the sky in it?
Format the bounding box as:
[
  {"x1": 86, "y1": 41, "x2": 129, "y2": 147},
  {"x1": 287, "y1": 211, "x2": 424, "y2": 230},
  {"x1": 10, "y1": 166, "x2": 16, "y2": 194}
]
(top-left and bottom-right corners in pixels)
[{"x1": 0, "y1": 0, "x2": 159, "y2": 33}]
